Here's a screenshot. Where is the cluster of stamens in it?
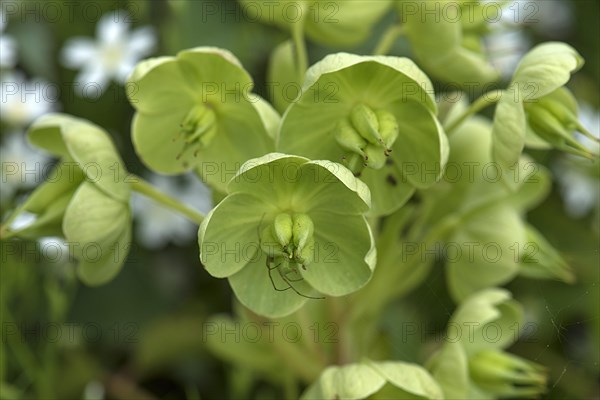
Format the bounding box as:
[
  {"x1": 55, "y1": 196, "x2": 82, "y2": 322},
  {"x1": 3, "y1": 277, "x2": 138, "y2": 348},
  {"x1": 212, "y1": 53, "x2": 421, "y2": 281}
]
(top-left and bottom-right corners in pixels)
[
  {"x1": 334, "y1": 103, "x2": 399, "y2": 176},
  {"x1": 174, "y1": 103, "x2": 218, "y2": 162}
]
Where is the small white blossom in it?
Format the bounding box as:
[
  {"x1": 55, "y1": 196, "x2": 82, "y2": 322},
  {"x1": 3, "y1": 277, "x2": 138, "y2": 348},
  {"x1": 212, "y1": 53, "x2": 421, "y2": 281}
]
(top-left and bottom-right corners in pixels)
[
  {"x1": 0, "y1": 132, "x2": 50, "y2": 203},
  {"x1": 132, "y1": 174, "x2": 212, "y2": 249},
  {"x1": 1, "y1": 71, "x2": 57, "y2": 127},
  {"x1": 60, "y1": 10, "x2": 156, "y2": 95},
  {"x1": 0, "y1": 10, "x2": 17, "y2": 68}
]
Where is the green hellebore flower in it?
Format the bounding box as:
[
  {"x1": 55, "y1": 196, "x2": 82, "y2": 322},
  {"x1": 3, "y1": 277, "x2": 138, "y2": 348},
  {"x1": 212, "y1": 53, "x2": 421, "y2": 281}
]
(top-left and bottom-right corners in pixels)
[
  {"x1": 469, "y1": 350, "x2": 547, "y2": 398},
  {"x1": 398, "y1": 0, "x2": 498, "y2": 85},
  {"x1": 492, "y1": 42, "x2": 591, "y2": 186},
  {"x1": 17, "y1": 114, "x2": 132, "y2": 286},
  {"x1": 524, "y1": 87, "x2": 599, "y2": 157},
  {"x1": 421, "y1": 116, "x2": 571, "y2": 301},
  {"x1": 127, "y1": 47, "x2": 276, "y2": 193},
  {"x1": 301, "y1": 360, "x2": 443, "y2": 400},
  {"x1": 240, "y1": 0, "x2": 392, "y2": 47},
  {"x1": 277, "y1": 53, "x2": 448, "y2": 216},
  {"x1": 198, "y1": 153, "x2": 376, "y2": 318},
  {"x1": 428, "y1": 289, "x2": 547, "y2": 399}
]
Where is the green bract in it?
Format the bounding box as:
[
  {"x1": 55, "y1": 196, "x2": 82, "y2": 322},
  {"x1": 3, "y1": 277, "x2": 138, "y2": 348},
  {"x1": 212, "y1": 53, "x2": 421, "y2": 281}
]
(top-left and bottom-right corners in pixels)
[
  {"x1": 428, "y1": 289, "x2": 547, "y2": 399},
  {"x1": 421, "y1": 116, "x2": 572, "y2": 301},
  {"x1": 492, "y1": 43, "x2": 595, "y2": 183},
  {"x1": 22, "y1": 114, "x2": 132, "y2": 285},
  {"x1": 198, "y1": 153, "x2": 375, "y2": 318},
  {"x1": 398, "y1": 0, "x2": 498, "y2": 85},
  {"x1": 277, "y1": 53, "x2": 448, "y2": 216},
  {"x1": 127, "y1": 47, "x2": 276, "y2": 193},
  {"x1": 240, "y1": 0, "x2": 392, "y2": 47},
  {"x1": 301, "y1": 360, "x2": 443, "y2": 400}
]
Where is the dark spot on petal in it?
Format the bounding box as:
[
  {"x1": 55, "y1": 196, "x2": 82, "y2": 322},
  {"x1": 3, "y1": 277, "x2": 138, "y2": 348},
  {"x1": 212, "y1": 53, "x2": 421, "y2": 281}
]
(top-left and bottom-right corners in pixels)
[{"x1": 386, "y1": 174, "x2": 397, "y2": 186}]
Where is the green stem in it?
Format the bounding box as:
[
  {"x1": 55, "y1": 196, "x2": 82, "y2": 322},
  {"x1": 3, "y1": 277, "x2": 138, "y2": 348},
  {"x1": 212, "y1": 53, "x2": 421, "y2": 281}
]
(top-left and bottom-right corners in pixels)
[
  {"x1": 373, "y1": 24, "x2": 404, "y2": 56},
  {"x1": 444, "y1": 90, "x2": 504, "y2": 134},
  {"x1": 291, "y1": 21, "x2": 308, "y2": 82},
  {"x1": 129, "y1": 175, "x2": 205, "y2": 225}
]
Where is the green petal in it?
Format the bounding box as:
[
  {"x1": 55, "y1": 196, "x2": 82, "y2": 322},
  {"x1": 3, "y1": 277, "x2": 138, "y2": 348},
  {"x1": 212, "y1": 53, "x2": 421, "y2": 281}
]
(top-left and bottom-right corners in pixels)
[
  {"x1": 267, "y1": 40, "x2": 301, "y2": 113},
  {"x1": 228, "y1": 251, "x2": 311, "y2": 318},
  {"x1": 447, "y1": 204, "x2": 526, "y2": 302},
  {"x1": 199, "y1": 192, "x2": 276, "y2": 278},
  {"x1": 304, "y1": 1, "x2": 392, "y2": 47},
  {"x1": 428, "y1": 342, "x2": 469, "y2": 400},
  {"x1": 402, "y1": 3, "x2": 498, "y2": 85},
  {"x1": 28, "y1": 114, "x2": 130, "y2": 202},
  {"x1": 295, "y1": 160, "x2": 370, "y2": 215},
  {"x1": 491, "y1": 92, "x2": 526, "y2": 190},
  {"x1": 301, "y1": 363, "x2": 386, "y2": 400},
  {"x1": 300, "y1": 212, "x2": 374, "y2": 296},
  {"x1": 450, "y1": 288, "x2": 524, "y2": 354},
  {"x1": 391, "y1": 100, "x2": 448, "y2": 188},
  {"x1": 127, "y1": 56, "x2": 195, "y2": 113},
  {"x1": 359, "y1": 161, "x2": 416, "y2": 216},
  {"x1": 63, "y1": 182, "x2": 131, "y2": 285},
  {"x1": 509, "y1": 158, "x2": 551, "y2": 212},
  {"x1": 369, "y1": 361, "x2": 444, "y2": 400},
  {"x1": 512, "y1": 42, "x2": 584, "y2": 100}
]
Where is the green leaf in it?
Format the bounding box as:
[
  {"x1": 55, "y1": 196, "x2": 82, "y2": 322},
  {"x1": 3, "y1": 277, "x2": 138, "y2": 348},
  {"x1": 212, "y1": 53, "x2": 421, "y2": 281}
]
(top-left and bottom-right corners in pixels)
[
  {"x1": 301, "y1": 363, "x2": 386, "y2": 400},
  {"x1": 28, "y1": 113, "x2": 130, "y2": 202},
  {"x1": 446, "y1": 204, "x2": 526, "y2": 302},
  {"x1": 512, "y1": 42, "x2": 584, "y2": 100},
  {"x1": 450, "y1": 288, "x2": 524, "y2": 354},
  {"x1": 63, "y1": 182, "x2": 131, "y2": 285}
]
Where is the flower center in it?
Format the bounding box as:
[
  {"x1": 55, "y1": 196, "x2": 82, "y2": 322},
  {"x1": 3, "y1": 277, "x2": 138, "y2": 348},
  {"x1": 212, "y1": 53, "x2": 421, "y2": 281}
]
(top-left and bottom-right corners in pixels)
[
  {"x1": 260, "y1": 213, "x2": 315, "y2": 267},
  {"x1": 101, "y1": 43, "x2": 125, "y2": 71},
  {"x1": 334, "y1": 103, "x2": 399, "y2": 175},
  {"x1": 174, "y1": 103, "x2": 218, "y2": 161}
]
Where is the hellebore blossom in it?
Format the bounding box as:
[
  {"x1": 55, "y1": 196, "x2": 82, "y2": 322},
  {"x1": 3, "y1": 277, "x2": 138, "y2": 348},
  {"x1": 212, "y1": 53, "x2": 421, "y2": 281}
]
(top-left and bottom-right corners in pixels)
[
  {"x1": 4, "y1": 114, "x2": 132, "y2": 285},
  {"x1": 126, "y1": 47, "x2": 277, "y2": 193},
  {"x1": 428, "y1": 289, "x2": 547, "y2": 399},
  {"x1": 199, "y1": 153, "x2": 375, "y2": 318},
  {"x1": 302, "y1": 360, "x2": 443, "y2": 400},
  {"x1": 277, "y1": 53, "x2": 448, "y2": 216},
  {"x1": 397, "y1": 0, "x2": 499, "y2": 85},
  {"x1": 492, "y1": 42, "x2": 598, "y2": 186},
  {"x1": 240, "y1": 0, "x2": 392, "y2": 48}
]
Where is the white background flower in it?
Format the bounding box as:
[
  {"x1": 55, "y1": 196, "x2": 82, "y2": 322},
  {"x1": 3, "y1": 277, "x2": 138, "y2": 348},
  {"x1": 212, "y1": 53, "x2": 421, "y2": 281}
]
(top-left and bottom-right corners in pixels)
[
  {"x1": 60, "y1": 10, "x2": 156, "y2": 95},
  {"x1": 1, "y1": 71, "x2": 57, "y2": 127},
  {"x1": 0, "y1": 10, "x2": 17, "y2": 68},
  {"x1": 132, "y1": 174, "x2": 212, "y2": 249},
  {"x1": 0, "y1": 132, "x2": 50, "y2": 203}
]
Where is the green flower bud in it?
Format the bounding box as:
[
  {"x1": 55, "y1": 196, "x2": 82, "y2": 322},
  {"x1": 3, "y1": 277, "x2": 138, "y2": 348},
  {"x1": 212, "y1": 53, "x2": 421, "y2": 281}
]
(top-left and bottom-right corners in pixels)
[
  {"x1": 350, "y1": 104, "x2": 383, "y2": 146},
  {"x1": 334, "y1": 119, "x2": 367, "y2": 155},
  {"x1": 364, "y1": 144, "x2": 387, "y2": 170},
  {"x1": 273, "y1": 213, "x2": 294, "y2": 249},
  {"x1": 469, "y1": 350, "x2": 547, "y2": 398},
  {"x1": 376, "y1": 109, "x2": 399, "y2": 150},
  {"x1": 292, "y1": 213, "x2": 314, "y2": 257}
]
